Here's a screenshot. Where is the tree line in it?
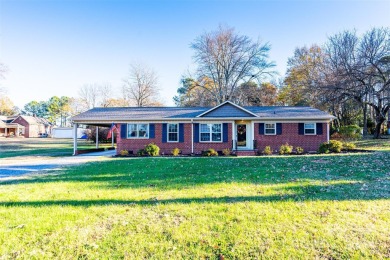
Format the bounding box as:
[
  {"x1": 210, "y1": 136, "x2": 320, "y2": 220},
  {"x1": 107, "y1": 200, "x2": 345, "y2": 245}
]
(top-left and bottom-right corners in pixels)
[{"x1": 1, "y1": 25, "x2": 389, "y2": 138}]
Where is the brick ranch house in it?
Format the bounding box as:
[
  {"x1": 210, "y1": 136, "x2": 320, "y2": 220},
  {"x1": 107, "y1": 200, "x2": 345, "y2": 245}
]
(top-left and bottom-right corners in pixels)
[
  {"x1": 71, "y1": 101, "x2": 335, "y2": 156},
  {"x1": 0, "y1": 115, "x2": 52, "y2": 138}
]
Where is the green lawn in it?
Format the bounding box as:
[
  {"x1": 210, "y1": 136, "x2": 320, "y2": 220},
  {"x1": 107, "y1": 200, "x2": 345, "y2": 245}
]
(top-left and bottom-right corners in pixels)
[
  {"x1": 1, "y1": 151, "x2": 389, "y2": 258},
  {"x1": 0, "y1": 138, "x2": 113, "y2": 158},
  {"x1": 353, "y1": 137, "x2": 390, "y2": 151}
]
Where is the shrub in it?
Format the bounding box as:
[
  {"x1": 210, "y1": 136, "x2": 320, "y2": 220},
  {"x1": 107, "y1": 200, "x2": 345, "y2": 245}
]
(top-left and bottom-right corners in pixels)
[
  {"x1": 343, "y1": 142, "x2": 356, "y2": 151},
  {"x1": 202, "y1": 148, "x2": 218, "y2": 156},
  {"x1": 120, "y1": 150, "x2": 129, "y2": 156},
  {"x1": 318, "y1": 140, "x2": 343, "y2": 154},
  {"x1": 222, "y1": 148, "x2": 231, "y2": 156},
  {"x1": 339, "y1": 125, "x2": 362, "y2": 140},
  {"x1": 329, "y1": 140, "x2": 343, "y2": 153},
  {"x1": 171, "y1": 148, "x2": 181, "y2": 156},
  {"x1": 262, "y1": 146, "x2": 272, "y2": 155},
  {"x1": 330, "y1": 132, "x2": 342, "y2": 140},
  {"x1": 137, "y1": 149, "x2": 145, "y2": 156},
  {"x1": 296, "y1": 146, "x2": 304, "y2": 154},
  {"x1": 318, "y1": 143, "x2": 330, "y2": 154},
  {"x1": 279, "y1": 143, "x2": 293, "y2": 155},
  {"x1": 144, "y1": 143, "x2": 160, "y2": 156}
]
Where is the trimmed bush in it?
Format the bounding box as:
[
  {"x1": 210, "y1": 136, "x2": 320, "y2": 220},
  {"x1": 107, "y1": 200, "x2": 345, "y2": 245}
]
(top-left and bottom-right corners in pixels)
[
  {"x1": 222, "y1": 148, "x2": 231, "y2": 156},
  {"x1": 171, "y1": 148, "x2": 181, "y2": 156},
  {"x1": 343, "y1": 142, "x2": 356, "y2": 151},
  {"x1": 318, "y1": 140, "x2": 343, "y2": 154},
  {"x1": 296, "y1": 146, "x2": 304, "y2": 155},
  {"x1": 202, "y1": 148, "x2": 218, "y2": 157},
  {"x1": 263, "y1": 146, "x2": 272, "y2": 155},
  {"x1": 279, "y1": 143, "x2": 293, "y2": 155},
  {"x1": 144, "y1": 143, "x2": 160, "y2": 156},
  {"x1": 120, "y1": 150, "x2": 129, "y2": 156}
]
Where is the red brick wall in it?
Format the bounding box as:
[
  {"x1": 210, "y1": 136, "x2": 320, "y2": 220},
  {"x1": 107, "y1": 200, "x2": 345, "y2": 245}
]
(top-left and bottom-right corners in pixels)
[
  {"x1": 11, "y1": 117, "x2": 34, "y2": 137},
  {"x1": 117, "y1": 122, "x2": 327, "y2": 155},
  {"x1": 117, "y1": 123, "x2": 233, "y2": 155},
  {"x1": 254, "y1": 123, "x2": 328, "y2": 152},
  {"x1": 193, "y1": 123, "x2": 232, "y2": 154},
  {"x1": 117, "y1": 123, "x2": 193, "y2": 155}
]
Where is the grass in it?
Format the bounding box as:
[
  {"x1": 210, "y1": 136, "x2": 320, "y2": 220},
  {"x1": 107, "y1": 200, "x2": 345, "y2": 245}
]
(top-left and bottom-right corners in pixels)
[
  {"x1": 1, "y1": 147, "x2": 390, "y2": 258},
  {"x1": 0, "y1": 138, "x2": 113, "y2": 158},
  {"x1": 353, "y1": 137, "x2": 390, "y2": 151}
]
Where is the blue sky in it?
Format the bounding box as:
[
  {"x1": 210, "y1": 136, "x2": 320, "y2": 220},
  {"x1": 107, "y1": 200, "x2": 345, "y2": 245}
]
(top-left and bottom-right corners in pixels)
[{"x1": 1, "y1": 0, "x2": 389, "y2": 108}]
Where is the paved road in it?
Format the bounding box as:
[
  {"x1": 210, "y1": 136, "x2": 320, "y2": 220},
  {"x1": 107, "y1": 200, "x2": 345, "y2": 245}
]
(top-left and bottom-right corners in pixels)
[{"x1": 0, "y1": 150, "x2": 116, "y2": 179}]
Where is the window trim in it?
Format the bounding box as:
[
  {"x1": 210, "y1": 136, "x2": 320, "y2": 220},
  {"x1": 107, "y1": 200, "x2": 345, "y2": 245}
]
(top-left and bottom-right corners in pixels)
[
  {"x1": 167, "y1": 123, "x2": 179, "y2": 143},
  {"x1": 199, "y1": 123, "x2": 223, "y2": 143},
  {"x1": 304, "y1": 123, "x2": 316, "y2": 135},
  {"x1": 127, "y1": 123, "x2": 150, "y2": 139},
  {"x1": 264, "y1": 123, "x2": 276, "y2": 135}
]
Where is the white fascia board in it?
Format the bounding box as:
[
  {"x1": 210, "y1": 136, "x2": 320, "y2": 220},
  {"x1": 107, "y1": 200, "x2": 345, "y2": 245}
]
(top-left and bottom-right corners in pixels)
[{"x1": 196, "y1": 101, "x2": 259, "y2": 118}]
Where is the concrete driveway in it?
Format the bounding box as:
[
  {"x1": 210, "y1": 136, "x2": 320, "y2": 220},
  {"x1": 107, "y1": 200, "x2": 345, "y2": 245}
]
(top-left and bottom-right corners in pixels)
[{"x1": 0, "y1": 150, "x2": 116, "y2": 180}]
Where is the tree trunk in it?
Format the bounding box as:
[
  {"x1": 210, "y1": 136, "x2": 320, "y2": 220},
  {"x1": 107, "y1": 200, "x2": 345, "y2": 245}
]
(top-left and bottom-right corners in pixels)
[{"x1": 363, "y1": 103, "x2": 368, "y2": 136}]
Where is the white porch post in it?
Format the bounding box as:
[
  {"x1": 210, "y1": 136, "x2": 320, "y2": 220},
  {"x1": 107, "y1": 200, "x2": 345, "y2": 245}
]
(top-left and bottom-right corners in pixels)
[
  {"x1": 73, "y1": 123, "x2": 78, "y2": 155},
  {"x1": 96, "y1": 126, "x2": 99, "y2": 149},
  {"x1": 5, "y1": 127, "x2": 7, "y2": 136},
  {"x1": 232, "y1": 121, "x2": 235, "y2": 150},
  {"x1": 16, "y1": 125, "x2": 19, "y2": 137}
]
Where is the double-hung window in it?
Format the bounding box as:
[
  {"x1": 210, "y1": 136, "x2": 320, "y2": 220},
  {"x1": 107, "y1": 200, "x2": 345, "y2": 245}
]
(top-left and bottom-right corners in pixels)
[
  {"x1": 200, "y1": 123, "x2": 222, "y2": 142},
  {"x1": 265, "y1": 123, "x2": 276, "y2": 135},
  {"x1": 168, "y1": 123, "x2": 178, "y2": 142},
  {"x1": 127, "y1": 124, "x2": 149, "y2": 138},
  {"x1": 304, "y1": 123, "x2": 316, "y2": 135}
]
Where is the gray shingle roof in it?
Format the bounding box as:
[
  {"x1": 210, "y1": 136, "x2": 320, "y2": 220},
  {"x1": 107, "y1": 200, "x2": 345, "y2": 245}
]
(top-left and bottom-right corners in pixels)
[
  {"x1": 72, "y1": 104, "x2": 334, "y2": 122},
  {"x1": 72, "y1": 107, "x2": 210, "y2": 121},
  {"x1": 245, "y1": 106, "x2": 333, "y2": 119}
]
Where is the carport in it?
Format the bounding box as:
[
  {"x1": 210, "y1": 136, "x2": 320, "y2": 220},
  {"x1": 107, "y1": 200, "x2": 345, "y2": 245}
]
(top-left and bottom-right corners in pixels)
[{"x1": 71, "y1": 122, "x2": 117, "y2": 156}]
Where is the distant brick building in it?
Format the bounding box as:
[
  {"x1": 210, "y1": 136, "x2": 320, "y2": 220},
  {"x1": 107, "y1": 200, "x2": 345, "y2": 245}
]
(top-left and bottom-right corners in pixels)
[
  {"x1": 0, "y1": 115, "x2": 52, "y2": 138},
  {"x1": 72, "y1": 101, "x2": 335, "y2": 156}
]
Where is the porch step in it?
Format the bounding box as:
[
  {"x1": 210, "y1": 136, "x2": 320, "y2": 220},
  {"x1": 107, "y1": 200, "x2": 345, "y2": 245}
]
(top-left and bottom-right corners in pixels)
[{"x1": 234, "y1": 150, "x2": 257, "y2": 156}]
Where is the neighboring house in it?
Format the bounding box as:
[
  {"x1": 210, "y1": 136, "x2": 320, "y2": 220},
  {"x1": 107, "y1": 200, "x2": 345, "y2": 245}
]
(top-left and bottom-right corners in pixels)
[
  {"x1": 72, "y1": 101, "x2": 335, "y2": 156},
  {"x1": 0, "y1": 115, "x2": 52, "y2": 138}
]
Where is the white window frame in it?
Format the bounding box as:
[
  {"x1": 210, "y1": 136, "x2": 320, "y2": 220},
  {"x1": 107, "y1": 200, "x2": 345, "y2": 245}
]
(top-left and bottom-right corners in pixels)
[
  {"x1": 265, "y1": 123, "x2": 276, "y2": 135},
  {"x1": 167, "y1": 123, "x2": 179, "y2": 143},
  {"x1": 304, "y1": 123, "x2": 316, "y2": 135},
  {"x1": 199, "y1": 123, "x2": 222, "y2": 143},
  {"x1": 127, "y1": 123, "x2": 149, "y2": 139}
]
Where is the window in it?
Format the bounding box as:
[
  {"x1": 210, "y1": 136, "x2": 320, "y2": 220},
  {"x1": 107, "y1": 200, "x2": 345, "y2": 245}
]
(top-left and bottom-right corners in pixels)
[
  {"x1": 127, "y1": 124, "x2": 149, "y2": 138},
  {"x1": 265, "y1": 123, "x2": 276, "y2": 135},
  {"x1": 200, "y1": 123, "x2": 222, "y2": 142},
  {"x1": 304, "y1": 123, "x2": 316, "y2": 135},
  {"x1": 168, "y1": 123, "x2": 178, "y2": 142}
]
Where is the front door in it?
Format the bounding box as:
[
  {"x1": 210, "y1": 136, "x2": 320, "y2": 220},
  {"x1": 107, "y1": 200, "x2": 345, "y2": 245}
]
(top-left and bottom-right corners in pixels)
[{"x1": 237, "y1": 124, "x2": 247, "y2": 148}]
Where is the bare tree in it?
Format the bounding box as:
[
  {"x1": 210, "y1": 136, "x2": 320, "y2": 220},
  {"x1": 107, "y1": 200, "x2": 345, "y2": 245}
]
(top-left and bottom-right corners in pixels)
[
  {"x1": 79, "y1": 84, "x2": 100, "y2": 109},
  {"x1": 191, "y1": 25, "x2": 275, "y2": 105},
  {"x1": 324, "y1": 28, "x2": 390, "y2": 138},
  {"x1": 122, "y1": 64, "x2": 161, "y2": 107},
  {"x1": 98, "y1": 83, "x2": 115, "y2": 107}
]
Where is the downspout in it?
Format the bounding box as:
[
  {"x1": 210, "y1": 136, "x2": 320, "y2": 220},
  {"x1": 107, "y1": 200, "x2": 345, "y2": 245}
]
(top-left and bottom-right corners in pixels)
[
  {"x1": 327, "y1": 122, "x2": 330, "y2": 142},
  {"x1": 191, "y1": 119, "x2": 194, "y2": 154}
]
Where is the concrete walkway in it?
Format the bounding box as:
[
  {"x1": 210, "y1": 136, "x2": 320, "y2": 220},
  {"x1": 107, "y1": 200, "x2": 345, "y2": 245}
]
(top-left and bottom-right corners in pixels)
[{"x1": 0, "y1": 150, "x2": 116, "y2": 179}]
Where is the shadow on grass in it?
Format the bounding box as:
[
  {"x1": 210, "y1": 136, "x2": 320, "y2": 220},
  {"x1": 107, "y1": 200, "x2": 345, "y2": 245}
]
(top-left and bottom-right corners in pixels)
[
  {"x1": 1, "y1": 181, "x2": 389, "y2": 207},
  {"x1": 1, "y1": 153, "x2": 389, "y2": 201}
]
